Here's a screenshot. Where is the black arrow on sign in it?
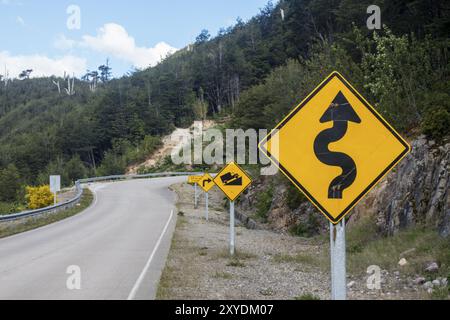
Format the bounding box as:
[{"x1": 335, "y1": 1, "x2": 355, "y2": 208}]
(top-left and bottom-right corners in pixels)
[
  {"x1": 203, "y1": 179, "x2": 212, "y2": 187},
  {"x1": 313, "y1": 91, "x2": 361, "y2": 199}
]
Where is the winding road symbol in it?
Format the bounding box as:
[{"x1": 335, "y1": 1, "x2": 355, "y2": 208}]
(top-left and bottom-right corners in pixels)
[
  {"x1": 313, "y1": 91, "x2": 361, "y2": 199},
  {"x1": 259, "y1": 71, "x2": 410, "y2": 224}
]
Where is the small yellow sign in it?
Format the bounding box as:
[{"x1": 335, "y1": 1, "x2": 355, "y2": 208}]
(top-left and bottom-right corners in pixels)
[
  {"x1": 259, "y1": 71, "x2": 410, "y2": 224},
  {"x1": 198, "y1": 173, "x2": 215, "y2": 192},
  {"x1": 213, "y1": 162, "x2": 252, "y2": 201},
  {"x1": 188, "y1": 175, "x2": 203, "y2": 185}
]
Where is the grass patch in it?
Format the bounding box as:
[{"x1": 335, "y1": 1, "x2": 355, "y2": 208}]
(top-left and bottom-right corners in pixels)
[
  {"x1": 216, "y1": 248, "x2": 257, "y2": 260},
  {"x1": 294, "y1": 293, "x2": 320, "y2": 300},
  {"x1": 272, "y1": 252, "x2": 324, "y2": 269},
  {"x1": 227, "y1": 259, "x2": 246, "y2": 268},
  {"x1": 0, "y1": 188, "x2": 93, "y2": 239},
  {"x1": 430, "y1": 286, "x2": 450, "y2": 300},
  {"x1": 213, "y1": 271, "x2": 233, "y2": 279},
  {"x1": 156, "y1": 216, "x2": 194, "y2": 299},
  {"x1": 156, "y1": 264, "x2": 177, "y2": 300},
  {"x1": 346, "y1": 215, "x2": 450, "y2": 277},
  {"x1": 199, "y1": 247, "x2": 208, "y2": 256}
]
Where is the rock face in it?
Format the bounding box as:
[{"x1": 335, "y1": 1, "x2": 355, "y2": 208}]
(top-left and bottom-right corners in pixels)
[
  {"x1": 238, "y1": 176, "x2": 328, "y2": 234},
  {"x1": 352, "y1": 135, "x2": 449, "y2": 237},
  {"x1": 238, "y1": 136, "x2": 449, "y2": 237}
]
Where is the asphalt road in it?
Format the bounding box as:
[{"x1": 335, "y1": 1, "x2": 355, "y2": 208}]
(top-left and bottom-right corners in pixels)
[{"x1": 0, "y1": 177, "x2": 184, "y2": 300}]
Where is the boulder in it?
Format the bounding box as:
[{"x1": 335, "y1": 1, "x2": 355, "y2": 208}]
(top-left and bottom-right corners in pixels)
[
  {"x1": 398, "y1": 258, "x2": 408, "y2": 267},
  {"x1": 423, "y1": 281, "x2": 433, "y2": 290},
  {"x1": 413, "y1": 277, "x2": 426, "y2": 285},
  {"x1": 425, "y1": 262, "x2": 439, "y2": 273}
]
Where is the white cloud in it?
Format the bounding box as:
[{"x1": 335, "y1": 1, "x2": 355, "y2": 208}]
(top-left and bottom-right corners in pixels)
[
  {"x1": 16, "y1": 16, "x2": 25, "y2": 26},
  {"x1": 74, "y1": 23, "x2": 177, "y2": 69},
  {"x1": 0, "y1": 51, "x2": 87, "y2": 78},
  {"x1": 54, "y1": 34, "x2": 76, "y2": 51}
]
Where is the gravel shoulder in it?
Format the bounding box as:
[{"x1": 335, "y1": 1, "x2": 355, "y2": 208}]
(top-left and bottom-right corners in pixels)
[
  {"x1": 158, "y1": 183, "x2": 330, "y2": 300},
  {"x1": 158, "y1": 183, "x2": 437, "y2": 300}
]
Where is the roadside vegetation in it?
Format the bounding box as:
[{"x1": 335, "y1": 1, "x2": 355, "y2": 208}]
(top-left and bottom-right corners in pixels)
[
  {"x1": 345, "y1": 216, "x2": 450, "y2": 278},
  {"x1": 0, "y1": 188, "x2": 93, "y2": 239}
]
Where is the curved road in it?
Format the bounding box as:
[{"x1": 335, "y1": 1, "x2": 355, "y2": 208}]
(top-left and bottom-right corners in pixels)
[{"x1": 0, "y1": 176, "x2": 184, "y2": 300}]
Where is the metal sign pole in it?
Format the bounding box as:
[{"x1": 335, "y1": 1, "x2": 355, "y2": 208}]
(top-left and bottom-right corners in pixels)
[
  {"x1": 330, "y1": 219, "x2": 346, "y2": 300},
  {"x1": 194, "y1": 183, "x2": 198, "y2": 209},
  {"x1": 230, "y1": 200, "x2": 235, "y2": 256},
  {"x1": 205, "y1": 192, "x2": 209, "y2": 221}
]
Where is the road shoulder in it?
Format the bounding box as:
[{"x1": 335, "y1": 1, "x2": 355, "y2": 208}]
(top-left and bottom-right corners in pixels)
[{"x1": 157, "y1": 182, "x2": 330, "y2": 300}]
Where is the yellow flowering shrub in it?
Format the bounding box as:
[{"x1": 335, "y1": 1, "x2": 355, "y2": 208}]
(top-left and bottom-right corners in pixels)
[{"x1": 26, "y1": 185, "x2": 54, "y2": 209}]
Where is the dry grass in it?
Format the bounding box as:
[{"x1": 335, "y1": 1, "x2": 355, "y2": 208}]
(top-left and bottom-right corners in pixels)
[{"x1": 346, "y1": 215, "x2": 450, "y2": 278}]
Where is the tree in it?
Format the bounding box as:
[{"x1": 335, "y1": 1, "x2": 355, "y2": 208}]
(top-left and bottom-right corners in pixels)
[
  {"x1": 18, "y1": 69, "x2": 33, "y2": 79},
  {"x1": 64, "y1": 155, "x2": 88, "y2": 183},
  {"x1": 99, "y1": 59, "x2": 112, "y2": 82},
  {"x1": 0, "y1": 164, "x2": 21, "y2": 202},
  {"x1": 193, "y1": 87, "x2": 208, "y2": 121},
  {"x1": 195, "y1": 29, "x2": 210, "y2": 44}
]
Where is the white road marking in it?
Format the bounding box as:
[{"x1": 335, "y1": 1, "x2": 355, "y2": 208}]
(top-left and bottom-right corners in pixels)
[{"x1": 127, "y1": 209, "x2": 174, "y2": 300}]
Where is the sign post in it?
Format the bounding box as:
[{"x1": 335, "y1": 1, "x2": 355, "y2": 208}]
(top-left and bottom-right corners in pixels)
[
  {"x1": 197, "y1": 173, "x2": 215, "y2": 221},
  {"x1": 188, "y1": 176, "x2": 202, "y2": 209},
  {"x1": 49, "y1": 175, "x2": 61, "y2": 206},
  {"x1": 205, "y1": 191, "x2": 209, "y2": 221},
  {"x1": 330, "y1": 220, "x2": 346, "y2": 300},
  {"x1": 229, "y1": 200, "x2": 235, "y2": 255},
  {"x1": 259, "y1": 71, "x2": 410, "y2": 300},
  {"x1": 213, "y1": 162, "x2": 252, "y2": 256},
  {"x1": 194, "y1": 183, "x2": 198, "y2": 209}
]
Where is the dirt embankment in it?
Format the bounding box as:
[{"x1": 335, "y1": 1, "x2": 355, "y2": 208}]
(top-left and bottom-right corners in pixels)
[{"x1": 127, "y1": 120, "x2": 216, "y2": 174}]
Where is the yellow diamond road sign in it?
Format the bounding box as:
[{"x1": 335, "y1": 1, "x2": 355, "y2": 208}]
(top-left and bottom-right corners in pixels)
[
  {"x1": 188, "y1": 175, "x2": 202, "y2": 185},
  {"x1": 198, "y1": 173, "x2": 215, "y2": 192},
  {"x1": 214, "y1": 162, "x2": 252, "y2": 202},
  {"x1": 259, "y1": 71, "x2": 410, "y2": 224}
]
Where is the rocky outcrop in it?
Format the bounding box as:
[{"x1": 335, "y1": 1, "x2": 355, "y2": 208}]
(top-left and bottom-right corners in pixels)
[
  {"x1": 239, "y1": 176, "x2": 328, "y2": 234},
  {"x1": 239, "y1": 135, "x2": 449, "y2": 237},
  {"x1": 352, "y1": 135, "x2": 449, "y2": 237}
]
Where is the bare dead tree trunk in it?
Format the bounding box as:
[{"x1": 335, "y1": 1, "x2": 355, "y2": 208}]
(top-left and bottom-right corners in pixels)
[{"x1": 52, "y1": 80, "x2": 61, "y2": 94}]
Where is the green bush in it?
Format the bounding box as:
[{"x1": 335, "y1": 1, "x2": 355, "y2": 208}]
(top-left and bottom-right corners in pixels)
[
  {"x1": 97, "y1": 136, "x2": 162, "y2": 176},
  {"x1": 255, "y1": 185, "x2": 273, "y2": 222},
  {"x1": 0, "y1": 164, "x2": 21, "y2": 202},
  {"x1": 65, "y1": 155, "x2": 88, "y2": 183},
  {"x1": 289, "y1": 213, "x2": 321, "y2": 238},
  {"x1": 0, "y1": 202, "x2": 20, "y2": 214},
  {"x1": 422, "y1": 107, "x2": 450, "y2": 140},
  {"x1": 286, "y1": 181, "x2": 306, "y2": 210}
]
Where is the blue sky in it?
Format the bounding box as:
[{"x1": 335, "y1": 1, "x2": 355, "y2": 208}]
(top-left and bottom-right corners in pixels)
[{"x1": 0, "y1": 0, "x2": 271, "y2": 78}]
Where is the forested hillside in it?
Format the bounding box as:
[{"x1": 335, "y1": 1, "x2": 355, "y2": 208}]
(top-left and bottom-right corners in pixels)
[{"x1": 0, "y1": 0, "x2": 449, "y2": 213}]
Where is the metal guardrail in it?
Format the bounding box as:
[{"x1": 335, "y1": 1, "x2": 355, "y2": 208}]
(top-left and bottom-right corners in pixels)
[{"x1": 0, "y1": 172, "x2": 200, "y2": 222}]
